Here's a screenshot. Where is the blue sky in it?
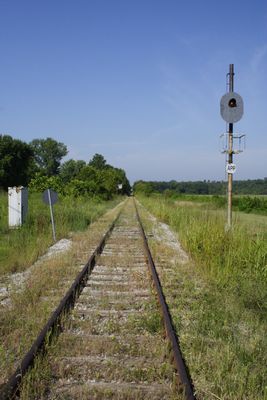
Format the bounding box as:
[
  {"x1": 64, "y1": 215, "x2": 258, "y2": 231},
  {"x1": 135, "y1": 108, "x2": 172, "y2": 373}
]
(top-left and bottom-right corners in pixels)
[{"x1": 0, "y1": 0, "x2": 267, "y2": 183}]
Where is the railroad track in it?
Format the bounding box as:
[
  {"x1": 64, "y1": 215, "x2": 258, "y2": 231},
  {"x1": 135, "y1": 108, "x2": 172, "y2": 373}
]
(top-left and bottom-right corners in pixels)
[{"x1": 0, "y1": 198, "x2": 195, "y2": 400}]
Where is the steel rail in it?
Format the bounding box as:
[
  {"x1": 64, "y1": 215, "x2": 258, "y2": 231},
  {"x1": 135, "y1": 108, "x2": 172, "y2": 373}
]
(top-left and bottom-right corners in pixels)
[
  {"x1": 0, "y1": 203, "x2": 124, "y2": 400},
  {"x1": 134, "y1": 198, "x2": 196, "y2": 400}
]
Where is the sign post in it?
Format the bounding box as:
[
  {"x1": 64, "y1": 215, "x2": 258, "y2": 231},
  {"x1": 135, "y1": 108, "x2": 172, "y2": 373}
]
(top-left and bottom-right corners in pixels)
[{"x1": 42, "y1": 189, "x2": 58, "y2": 242}]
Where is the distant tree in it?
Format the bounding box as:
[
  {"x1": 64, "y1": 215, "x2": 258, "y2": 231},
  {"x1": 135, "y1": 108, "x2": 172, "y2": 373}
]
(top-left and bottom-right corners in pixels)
[
  {"x1": 111, "y1": 167, "x2": 131, "y2": 195},
  {"x1": 133, "y1": 179, "x2": 267, "y2": 196},
  {"x1": 88, "y1": 153, "x2": 107, "y2": 170},
  {"x1": 60, "y1": 159, "x2": 86, "y2": 183},
  {"x1": 65, "y1": 179, "x2": 98, "y2": 197},
  {"x1": 0, "y1": 134, "x2": 34, "y2": 189},
  {"x1": 133, "y1": 181, "x2": 154, "y2": 196},
  {"x1": 30, "y1": 137, "x2": 68, "y2": 176},
  {"x1": 95, "y1": 168, "x2": 121, "y2": 199}
]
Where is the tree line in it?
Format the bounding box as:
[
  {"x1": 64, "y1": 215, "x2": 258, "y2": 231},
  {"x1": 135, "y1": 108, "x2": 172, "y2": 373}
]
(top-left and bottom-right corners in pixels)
[
  {"x1": 133, "y1": 179, "x2": 267, "y2": 196},
  {"x1": 0, "y1": 134, "x2": 131, "y2": 199}
]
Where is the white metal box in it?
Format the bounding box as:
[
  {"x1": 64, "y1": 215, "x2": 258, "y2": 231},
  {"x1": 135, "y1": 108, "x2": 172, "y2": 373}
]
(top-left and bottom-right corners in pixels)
[{"x1": 8, "y1": 187, "x2": 28, "y2": 227}]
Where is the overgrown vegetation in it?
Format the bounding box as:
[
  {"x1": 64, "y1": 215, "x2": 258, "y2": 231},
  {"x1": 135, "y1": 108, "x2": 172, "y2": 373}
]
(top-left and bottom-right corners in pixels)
[
  {"x1": 0, "y1": 191, "x2": 121, "y2": 276},
  {"x1": 0, "y1": 135, "x2": 131, "y2": 275},
  {"x1": 138, "y1": 194, "x2": 267, "y2": 302},
  {"x1": 137, "y1": 194, "x2": 267, "y2": 399},
  {"x1": 0, "y1": 134, "x2": 131, "y2": 198}
]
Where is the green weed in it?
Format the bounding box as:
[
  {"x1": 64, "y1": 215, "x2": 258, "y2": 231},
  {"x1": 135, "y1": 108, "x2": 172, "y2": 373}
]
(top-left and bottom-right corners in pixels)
[
  {"x1": 0, "y1": 191, "x2": 121, "y2": 276},
  {"x1": 138, "y1": 194, "x2": 267, "y2": 399}
]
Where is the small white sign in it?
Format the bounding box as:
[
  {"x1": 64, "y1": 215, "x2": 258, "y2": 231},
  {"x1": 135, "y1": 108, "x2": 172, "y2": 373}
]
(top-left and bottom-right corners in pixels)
[{"x1": 226, "y1": 163, "x2": 236, "y2": 174}]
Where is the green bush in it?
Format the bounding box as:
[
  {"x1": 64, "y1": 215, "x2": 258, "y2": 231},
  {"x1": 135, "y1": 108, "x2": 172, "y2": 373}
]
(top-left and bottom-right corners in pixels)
[
  {"x1": 234, "y1": 196, "x2": 267, "y2": 214},
  {"x1": 211, "y1": 195, "x2": 227, "y2": 208},
  {"x1": 29, "y1": 173, "x2": 64, "y2": 194}
]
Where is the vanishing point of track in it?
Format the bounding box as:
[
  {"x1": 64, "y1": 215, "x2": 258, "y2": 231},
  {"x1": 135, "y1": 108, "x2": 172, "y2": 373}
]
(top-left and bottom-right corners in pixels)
[{"x1": 0, "y1": 198, "x2": 195, "y2": 400}]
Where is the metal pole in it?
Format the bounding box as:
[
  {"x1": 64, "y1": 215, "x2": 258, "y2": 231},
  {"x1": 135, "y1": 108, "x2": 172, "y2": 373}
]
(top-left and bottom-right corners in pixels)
[
  {"x1": 48, "y1": 188, "x2": 56, "y2": 242},
  {"x1": 227, "y1": 64, "x2": 234, "y2": 229}
]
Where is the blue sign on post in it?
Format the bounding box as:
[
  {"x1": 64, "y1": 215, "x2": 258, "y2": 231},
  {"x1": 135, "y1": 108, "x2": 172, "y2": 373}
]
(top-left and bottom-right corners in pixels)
[{"x1": 42, "y1": 189, "x2": 58, "y2": 205}]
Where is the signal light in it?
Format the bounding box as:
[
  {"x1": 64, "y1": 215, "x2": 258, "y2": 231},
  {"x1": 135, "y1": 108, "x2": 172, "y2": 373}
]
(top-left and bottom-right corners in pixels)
[{"x1": 228, "y1": 98, "x2": 237, "y2": 108}]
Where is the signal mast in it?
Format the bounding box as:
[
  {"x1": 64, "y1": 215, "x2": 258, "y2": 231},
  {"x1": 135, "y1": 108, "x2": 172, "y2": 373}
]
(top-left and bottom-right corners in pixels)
[{"x1": 220, "y1": 64, "x2": 245, "y2": 229}]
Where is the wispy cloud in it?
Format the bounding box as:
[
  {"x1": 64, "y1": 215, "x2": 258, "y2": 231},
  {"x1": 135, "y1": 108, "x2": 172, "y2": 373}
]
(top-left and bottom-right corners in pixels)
[{"x1": 251, "y1": 44, "x2": 267, "y2": 71}]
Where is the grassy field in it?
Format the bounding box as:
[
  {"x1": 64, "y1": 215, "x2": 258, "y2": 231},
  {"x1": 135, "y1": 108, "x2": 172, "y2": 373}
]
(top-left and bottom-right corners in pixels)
[
  {"x1": 158, "y1": 192, "x2": 267, "y2": 216},
  {"x1": 174, "y1": 198, "x2": 267, "y2": 236},
  {"x1": 137, "y1": 194, "x2": 267, "y2": 400},
  {"x1": 0, "y1": 191, "x2": 121, "y2": 276}
]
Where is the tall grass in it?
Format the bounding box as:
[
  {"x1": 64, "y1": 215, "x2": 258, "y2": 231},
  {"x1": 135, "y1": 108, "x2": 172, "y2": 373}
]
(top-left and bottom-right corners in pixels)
[
  {"x1": 0, "y1": 191, "x2": 121, "y2": 276},
  {"x1": 161, "y1": 192, "x2": 267, "y2": 215},
  {"x1": 139, "y1": 195, "x2": 267, "y2": 311},
  {"x1": 138, "y1": 194, "x2": 267, "y2": 399}
]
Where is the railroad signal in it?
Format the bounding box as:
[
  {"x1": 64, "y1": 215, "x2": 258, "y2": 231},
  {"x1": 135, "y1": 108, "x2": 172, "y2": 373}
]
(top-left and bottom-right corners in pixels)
[
  {"x1": 220, "y1": 64, "x2": 246, "y2": 230},
  {"x1": 220, "y1": 92, "x2": 244, "y2": 123}
]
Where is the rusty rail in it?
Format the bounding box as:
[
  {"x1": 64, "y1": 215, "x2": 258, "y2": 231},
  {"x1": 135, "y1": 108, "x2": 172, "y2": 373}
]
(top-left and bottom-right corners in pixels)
[
  {"x1": 0, "y1": 205, "x2": 123, "y2": 400},
  {"x1": 134, "y1": 198, "x2": 196, "y2": 400}
]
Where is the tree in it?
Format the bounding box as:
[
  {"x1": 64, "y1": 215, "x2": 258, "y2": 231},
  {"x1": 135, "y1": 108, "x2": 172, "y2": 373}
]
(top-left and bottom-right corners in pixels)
[
  {"x1": 110, "y1": 167, "x2": 131, "y2": 195},
  {"x1": 60, "y1": 159, "x2": 86, "y2": 183},
  {"x1": 133, "y1": 181, "x2": 154, "y2": 196},
  {"x1": 0, "y1": 134, "x2": 34, "y2": 189},
  {"x1": 88, "y1": 153, "x2": 107, "y2": 170},
  {"x1": 77, "y1": 165, "x2": 98, "y2": 182},
  {"x1": 30, "y1": 137, "x2": 68, "y2": 176}
]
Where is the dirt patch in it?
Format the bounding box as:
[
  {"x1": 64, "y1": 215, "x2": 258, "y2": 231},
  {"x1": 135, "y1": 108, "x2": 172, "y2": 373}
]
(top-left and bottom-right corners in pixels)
[
  {"x1": 0, "y1": 238, "x2": 72, "y2": 306},
  {"x1": 136, "y1": 200, "x2": 189, "y2": 265}
]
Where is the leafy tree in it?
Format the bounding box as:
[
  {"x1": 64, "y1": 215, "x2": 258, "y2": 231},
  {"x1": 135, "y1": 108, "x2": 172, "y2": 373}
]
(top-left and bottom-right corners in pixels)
[
  {"x1": 30, "y1": 137, "x2": 68, "y2": 176},
  {"x1": 0, "y1": 134, "x2": 34, "y2": 189},
  {"x1": 66, "y1": 156, "x2": 131, "y2": 198},
  {"x1": 27, "y1": 150, "x2": 131, "y2": 200},
  {"x1": 133, "y1": 181, "x2": 154, "y2": 196},
  {"x1": 77, "y1": 165, "x2": 98, "y2": 182},
  {"x1": 111, "y1": 167, "x2": 131, "y2": 195},
  {"x1": 60, "y1": 159, "x2": 86, "y2": 183},
  {"x1": 88, "y1": 154, "x2": 131, "y2": 195},
  {"x1": 88, "y1": 153, "x2": 107, "y2": 170},
  {"x1": 65, "y1": 179, "x2": 98, "y2": 197},
  {"x1": 96, "y1": 169, "x2": 119, "y2": 199}
]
